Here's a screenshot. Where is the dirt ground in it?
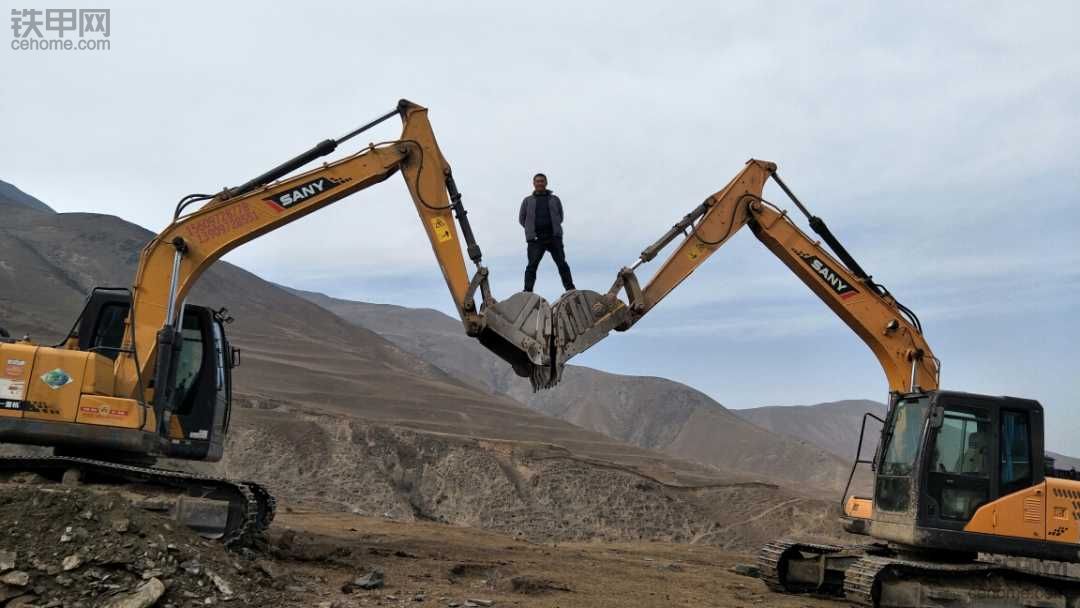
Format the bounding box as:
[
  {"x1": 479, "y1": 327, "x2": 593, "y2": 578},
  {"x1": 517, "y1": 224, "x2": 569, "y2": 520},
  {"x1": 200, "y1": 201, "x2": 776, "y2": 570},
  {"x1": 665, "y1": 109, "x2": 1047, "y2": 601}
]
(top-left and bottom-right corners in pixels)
[
  {"x1": 271, "y1": 508, "x2": 843, "y2": 608},
  {"x1": 0, "y1": 483, "x2": 847, "y2": 607}
]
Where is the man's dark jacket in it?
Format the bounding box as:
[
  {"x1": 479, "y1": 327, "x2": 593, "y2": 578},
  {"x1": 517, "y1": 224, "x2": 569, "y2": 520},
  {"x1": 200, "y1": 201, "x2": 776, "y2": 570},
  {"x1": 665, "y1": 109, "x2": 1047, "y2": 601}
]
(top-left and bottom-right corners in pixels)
[{"x1": 518, "y1": 190, "x2": 564, "y2": 241}]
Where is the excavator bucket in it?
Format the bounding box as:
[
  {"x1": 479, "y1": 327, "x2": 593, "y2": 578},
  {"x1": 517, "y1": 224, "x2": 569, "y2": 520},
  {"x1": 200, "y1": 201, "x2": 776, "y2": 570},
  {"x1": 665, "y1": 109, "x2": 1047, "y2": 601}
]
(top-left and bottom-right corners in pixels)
[
  {"x1": 552, "y1": 289, "x2": 626, "y2": 364},
  {"x1": 478, "y1": 292, "x2": 554, "y2": 388},
  {"x1": 479, "y1": 290, "x2": 628, "y2": 391}
]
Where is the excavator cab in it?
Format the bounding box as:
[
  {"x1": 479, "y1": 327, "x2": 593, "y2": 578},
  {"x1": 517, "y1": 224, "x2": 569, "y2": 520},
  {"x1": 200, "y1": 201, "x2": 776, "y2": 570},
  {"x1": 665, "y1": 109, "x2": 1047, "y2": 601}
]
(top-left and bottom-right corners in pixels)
[
  {"x1": 851, "y1": 390, "x2": 1069, "y2": 561},
  {"x1": 74, "y1": 289, "x2": 232, "y2": 461}
]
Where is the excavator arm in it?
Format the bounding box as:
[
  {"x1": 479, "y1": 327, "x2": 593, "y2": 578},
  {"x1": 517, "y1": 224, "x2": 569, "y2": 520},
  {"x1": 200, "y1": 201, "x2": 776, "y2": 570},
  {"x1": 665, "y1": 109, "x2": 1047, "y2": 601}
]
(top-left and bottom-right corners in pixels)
[
  {"x1": 112, "y1": 100, "x2": 529, "y2": 430},
  {"x1": 555, "y1": 159, "x2": 939, "y2": 395}
]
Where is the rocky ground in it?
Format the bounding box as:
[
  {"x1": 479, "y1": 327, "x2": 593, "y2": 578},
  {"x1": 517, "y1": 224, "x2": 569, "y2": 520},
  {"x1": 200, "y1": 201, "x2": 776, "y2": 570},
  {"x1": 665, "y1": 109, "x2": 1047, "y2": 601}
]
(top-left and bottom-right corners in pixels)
[
  {"x1": 0, "y1": 484, "x2": 282, "y2": 607},
  {"x1": 0, "y1": 481, "x2": 845, "y2": 608}
]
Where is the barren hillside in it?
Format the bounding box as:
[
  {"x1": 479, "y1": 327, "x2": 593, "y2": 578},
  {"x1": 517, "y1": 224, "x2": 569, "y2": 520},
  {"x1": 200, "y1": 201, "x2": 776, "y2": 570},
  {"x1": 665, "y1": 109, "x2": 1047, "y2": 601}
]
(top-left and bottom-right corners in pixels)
[
  {"x1": 216, "y1": 401, "x2": 840, "y2": 550},
  {"x1": 292, "y1": 290, "x2": 853, "y2": 495}
]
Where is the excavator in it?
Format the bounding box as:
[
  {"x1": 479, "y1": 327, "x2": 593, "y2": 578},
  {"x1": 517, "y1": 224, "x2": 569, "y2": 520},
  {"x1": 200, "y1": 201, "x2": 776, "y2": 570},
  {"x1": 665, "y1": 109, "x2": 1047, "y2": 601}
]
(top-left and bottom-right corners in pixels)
[
  {"x1": 531, "y1": 159, "x2": 1080, "y2": 606},
  {"x1": 0, "y1": 99, "x2": 554, "y2": 546}
]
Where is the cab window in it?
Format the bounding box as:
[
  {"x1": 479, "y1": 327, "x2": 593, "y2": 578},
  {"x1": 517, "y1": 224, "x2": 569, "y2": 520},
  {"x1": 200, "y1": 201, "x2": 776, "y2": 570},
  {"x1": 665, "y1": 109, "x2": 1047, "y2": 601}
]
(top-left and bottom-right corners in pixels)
[
  {"x1": 90, "y1": 303, "x2": 129, "y2": 359},
  {"x1": 881, "y1": 399, "x2": 929, "y2": 476},
  {"x1": 929, "y1": 409, "x2": 991, "y2": 520},
  {"x1": 173, "y1": 314, "x2": 205, "y2": 416},
  {"x1": 212, "y1": 321, "x2": 226, "y2": 391},
  {"x1": 1000, "y1": 410, "x2": 1032, "y2": 494},
  {"x1": 876, "y1": 397, "x2": 929, "y2": 512}
]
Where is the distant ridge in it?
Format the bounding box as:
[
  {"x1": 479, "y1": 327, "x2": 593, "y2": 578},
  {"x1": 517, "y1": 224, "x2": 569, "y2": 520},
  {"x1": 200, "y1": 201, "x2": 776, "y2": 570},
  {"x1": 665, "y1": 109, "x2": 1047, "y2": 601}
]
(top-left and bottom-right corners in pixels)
[
  {"x1": 0, "y1": 180, "x2": 55, "y2": 213},
  {"x1": 737, "y1": 401, "x2": 1080, "y2": 468},
  {"x1": 735, "y1": 400, "x2": 887, "y2": 461}
]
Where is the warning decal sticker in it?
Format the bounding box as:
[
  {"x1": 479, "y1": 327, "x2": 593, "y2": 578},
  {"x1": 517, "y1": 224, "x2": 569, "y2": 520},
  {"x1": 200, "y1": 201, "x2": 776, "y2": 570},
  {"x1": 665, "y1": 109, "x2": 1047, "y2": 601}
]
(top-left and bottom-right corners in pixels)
[
  {"x1": 0, "y1": 379, "x2": 26, "y2": 401},
  {"x1": 687, "y1": 241, "x2": 709, "y2": 261},
  {"x1": 430, "y1": 217, "x2": 453, "y2": 243},
  {"x1": 4, "y1": 359, "x2": 26, "y2": 378}
]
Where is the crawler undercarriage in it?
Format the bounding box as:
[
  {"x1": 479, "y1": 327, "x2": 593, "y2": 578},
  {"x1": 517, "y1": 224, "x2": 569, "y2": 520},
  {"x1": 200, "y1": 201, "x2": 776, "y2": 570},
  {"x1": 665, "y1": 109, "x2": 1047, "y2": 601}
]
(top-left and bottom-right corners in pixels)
[
  {"x1": 0, "y1": 455, "x2": 274, "y2": 546},
  {"x1": 759, "y1": 539, "x2": 1080, "y2": 607}
]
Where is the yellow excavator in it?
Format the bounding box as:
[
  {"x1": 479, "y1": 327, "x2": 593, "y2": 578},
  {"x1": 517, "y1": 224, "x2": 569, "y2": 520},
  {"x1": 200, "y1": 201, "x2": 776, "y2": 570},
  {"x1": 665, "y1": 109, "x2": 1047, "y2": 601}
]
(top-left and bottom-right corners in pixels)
[
  {"x1": 538, "y1": 160, "x2": 1080, "y2": 606},
  {"x1": 0, "y1": 99, "x2": 549, "y2": 545}
]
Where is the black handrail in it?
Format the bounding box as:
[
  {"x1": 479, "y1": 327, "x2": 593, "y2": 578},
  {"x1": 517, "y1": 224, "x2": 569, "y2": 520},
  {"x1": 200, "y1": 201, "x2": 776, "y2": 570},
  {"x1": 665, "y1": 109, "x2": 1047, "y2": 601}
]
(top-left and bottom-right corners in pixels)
[{"x1": 840, "y1": 411, "x2": 886, "y2": 512}]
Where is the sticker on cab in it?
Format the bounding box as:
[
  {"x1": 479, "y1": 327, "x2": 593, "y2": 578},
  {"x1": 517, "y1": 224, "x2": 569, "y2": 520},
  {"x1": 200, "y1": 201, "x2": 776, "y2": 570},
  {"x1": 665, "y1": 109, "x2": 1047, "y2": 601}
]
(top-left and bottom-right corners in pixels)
[
  {"x1": 80, "y1": 404, "x2": 128, "y2": 418},
  {"x1": 4, "y1": 359, "x2": 25, "y2": 378},
  {"x1": 40, "y1": 368, "x2": 73, "y2": 390},
  {"x1": 0, "y1": 379, "x2": 26, "y2": 400}
]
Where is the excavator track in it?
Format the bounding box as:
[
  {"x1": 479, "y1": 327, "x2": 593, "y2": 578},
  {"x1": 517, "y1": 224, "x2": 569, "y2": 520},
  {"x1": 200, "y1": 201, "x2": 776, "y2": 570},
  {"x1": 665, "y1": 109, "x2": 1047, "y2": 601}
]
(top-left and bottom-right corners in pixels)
[
  {"x1": 248, "y1": 480, "x2": 277, "y2": 531},
  {"x1": 758, "y1": 538, "x2": 1080, "y2": 607},
  {"x1": 757, "y1": 539, "x2": 846, "y2": 593},
  {"x1": 0, "y1": 455, "x2": 274, "y2": 547},
  {"x1": 843, "y1": 554, "x2": 1080, "y2": 607}
]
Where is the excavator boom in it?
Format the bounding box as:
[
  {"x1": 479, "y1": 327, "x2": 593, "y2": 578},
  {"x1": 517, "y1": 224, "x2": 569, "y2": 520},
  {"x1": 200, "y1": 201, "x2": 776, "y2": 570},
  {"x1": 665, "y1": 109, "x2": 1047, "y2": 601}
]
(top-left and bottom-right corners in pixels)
[{"x1": 555, "y1": 159, "x2": 938, "y2": 395}]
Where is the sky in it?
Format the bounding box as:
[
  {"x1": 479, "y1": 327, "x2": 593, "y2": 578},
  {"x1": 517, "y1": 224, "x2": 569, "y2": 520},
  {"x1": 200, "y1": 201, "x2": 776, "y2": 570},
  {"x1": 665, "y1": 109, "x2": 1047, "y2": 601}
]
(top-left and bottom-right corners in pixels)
[{"x1": 3, "y1": 2, "x2": 1078, "y2": 450}]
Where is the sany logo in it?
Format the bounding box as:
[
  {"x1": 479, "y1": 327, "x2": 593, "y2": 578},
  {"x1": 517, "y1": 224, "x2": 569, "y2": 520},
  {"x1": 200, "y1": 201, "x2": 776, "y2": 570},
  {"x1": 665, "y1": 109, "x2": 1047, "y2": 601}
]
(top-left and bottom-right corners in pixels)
[
  {"x1": 264, "y1": 177, "x2": 346, "y2": 210},
  {"x1": 797, "y1": 252, "x2": 858, "y2": 299}
]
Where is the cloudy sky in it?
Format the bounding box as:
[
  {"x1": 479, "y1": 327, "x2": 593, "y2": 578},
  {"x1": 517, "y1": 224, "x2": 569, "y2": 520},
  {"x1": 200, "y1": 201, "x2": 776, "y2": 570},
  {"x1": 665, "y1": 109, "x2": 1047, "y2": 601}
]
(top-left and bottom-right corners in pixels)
[{"x1": 4, "y1": 2, "x2": 1078, "y2": 450}]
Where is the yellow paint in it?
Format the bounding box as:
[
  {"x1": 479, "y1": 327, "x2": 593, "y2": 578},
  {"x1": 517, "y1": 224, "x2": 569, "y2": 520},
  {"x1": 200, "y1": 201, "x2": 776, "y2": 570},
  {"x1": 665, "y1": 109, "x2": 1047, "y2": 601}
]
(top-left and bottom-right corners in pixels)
[
  {"x1": 845, "y1": 496, "x2": 873, "y2": 520},
  {"x1": 81, "y1": 353, "x2": 115, "y2": 396},
  {"x1": 1043, "y1": 478, "x2": 1080, "y2": 544},
  {"x1": 168, "y1": 413, "x2": 185, "y2": 440},
  {"x1": 142, "y1": 407, "x2": 158, "y2": 433},
  {"x1": 964, "y1": 483, "x2": 1052, "y2": 541}
]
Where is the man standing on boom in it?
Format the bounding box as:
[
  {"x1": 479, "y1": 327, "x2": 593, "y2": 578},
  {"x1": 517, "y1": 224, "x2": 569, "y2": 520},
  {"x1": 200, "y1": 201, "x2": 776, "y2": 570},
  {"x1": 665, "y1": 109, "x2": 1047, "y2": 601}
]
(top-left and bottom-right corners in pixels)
[{"x1": 519, "y1": 172, "x2": 575, "y2": 293}]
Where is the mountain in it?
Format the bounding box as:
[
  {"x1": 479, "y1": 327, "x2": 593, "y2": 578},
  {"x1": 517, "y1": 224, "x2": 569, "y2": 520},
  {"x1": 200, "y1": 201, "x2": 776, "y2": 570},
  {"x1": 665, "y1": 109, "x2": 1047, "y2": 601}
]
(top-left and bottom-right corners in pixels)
[
  {"x1": 734, "y1": 400, "x2": 888, "y2": 461},
  {"x1": 1048, "y1": 452, "x2": 1080, "y2": 472},
  {"x1": 292, "y1": 289, "x2": 853, "y2": 495},
  {"x1": 0, "y1": 180, "x2": 54, "y2": 213}
]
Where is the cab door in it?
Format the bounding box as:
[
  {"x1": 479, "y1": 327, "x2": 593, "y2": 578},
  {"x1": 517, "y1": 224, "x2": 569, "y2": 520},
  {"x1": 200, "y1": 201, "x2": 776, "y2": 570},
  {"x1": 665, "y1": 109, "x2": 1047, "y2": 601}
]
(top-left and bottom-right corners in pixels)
[
  {"x1": 922, "y1": 404, "x2": 993, "y2": 528},
  {"x1": 162, "y1": 306, "x2": 232, "y2": 461}
]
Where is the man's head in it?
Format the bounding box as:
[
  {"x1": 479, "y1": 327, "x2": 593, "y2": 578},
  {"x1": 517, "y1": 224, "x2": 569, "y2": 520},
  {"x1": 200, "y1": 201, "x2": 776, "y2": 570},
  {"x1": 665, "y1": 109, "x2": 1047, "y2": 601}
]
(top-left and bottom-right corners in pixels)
[{"x1": 533, "y1": 173, "x2": 548, "y2": 193}]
